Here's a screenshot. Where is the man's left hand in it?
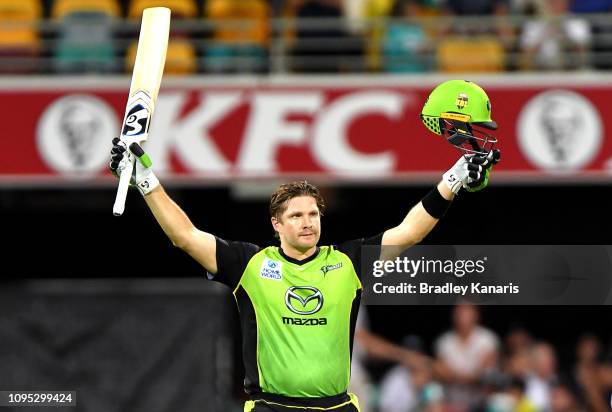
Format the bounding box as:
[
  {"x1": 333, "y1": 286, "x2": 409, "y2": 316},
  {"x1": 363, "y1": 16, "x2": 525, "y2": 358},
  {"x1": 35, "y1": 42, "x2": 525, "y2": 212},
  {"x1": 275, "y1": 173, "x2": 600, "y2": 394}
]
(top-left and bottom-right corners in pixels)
[
  {"x1": 464, "y1": 149, "x2": 501, "y2": 192},
  {"x1": 443, "y1": 149, "x2": 501, "y2": 194}
]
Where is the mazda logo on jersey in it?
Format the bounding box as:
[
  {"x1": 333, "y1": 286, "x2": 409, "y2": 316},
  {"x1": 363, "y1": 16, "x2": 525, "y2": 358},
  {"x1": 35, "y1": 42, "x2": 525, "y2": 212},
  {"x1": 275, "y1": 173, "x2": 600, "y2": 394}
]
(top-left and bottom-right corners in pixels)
[{"x1": 285, "y1": 286, "x2": 323, "y2": 315}]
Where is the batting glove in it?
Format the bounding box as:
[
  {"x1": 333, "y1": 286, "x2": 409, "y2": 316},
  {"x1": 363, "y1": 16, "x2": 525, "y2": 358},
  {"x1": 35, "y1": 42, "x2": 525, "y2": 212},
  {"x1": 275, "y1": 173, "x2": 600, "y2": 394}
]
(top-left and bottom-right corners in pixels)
[
  {"x1": 443, "y1": 149, "x2": 501, "y2": 194},
  {"x1": 464, "y1": 149, "x2": 501, "y2": 192},
  {"x1": 109, "y1": 137, "x2": 159, "y2": 196}
]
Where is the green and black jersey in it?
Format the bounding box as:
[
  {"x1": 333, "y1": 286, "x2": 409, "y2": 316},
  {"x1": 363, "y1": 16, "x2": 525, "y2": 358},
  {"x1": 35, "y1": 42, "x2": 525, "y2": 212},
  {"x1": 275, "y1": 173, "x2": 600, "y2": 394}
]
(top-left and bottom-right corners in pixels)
[{"x1": 208, "y1": 234, "x2": 382, "y2": 399}]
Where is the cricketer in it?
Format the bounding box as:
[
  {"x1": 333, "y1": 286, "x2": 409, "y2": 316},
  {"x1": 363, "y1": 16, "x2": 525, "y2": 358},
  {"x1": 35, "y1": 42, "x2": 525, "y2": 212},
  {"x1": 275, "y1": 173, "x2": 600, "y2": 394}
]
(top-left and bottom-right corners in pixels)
[{"x1": 109, "y1": 80, "x2": 501, "y2": 411}]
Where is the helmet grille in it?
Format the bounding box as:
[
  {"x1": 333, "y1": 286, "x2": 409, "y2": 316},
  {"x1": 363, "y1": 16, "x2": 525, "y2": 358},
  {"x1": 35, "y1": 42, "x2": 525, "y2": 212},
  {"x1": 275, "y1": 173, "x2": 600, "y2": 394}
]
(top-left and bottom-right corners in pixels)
[{"x1": 421, "y1": 115, "x2": 442, "y2": 135}]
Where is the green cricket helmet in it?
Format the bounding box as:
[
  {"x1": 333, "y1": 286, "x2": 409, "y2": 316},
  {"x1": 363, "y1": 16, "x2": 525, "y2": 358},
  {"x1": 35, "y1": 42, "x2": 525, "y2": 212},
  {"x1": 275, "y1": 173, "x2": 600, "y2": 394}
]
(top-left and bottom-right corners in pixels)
[{"x1": 421, "y1": 80, "x2": 497, "y2": 156}]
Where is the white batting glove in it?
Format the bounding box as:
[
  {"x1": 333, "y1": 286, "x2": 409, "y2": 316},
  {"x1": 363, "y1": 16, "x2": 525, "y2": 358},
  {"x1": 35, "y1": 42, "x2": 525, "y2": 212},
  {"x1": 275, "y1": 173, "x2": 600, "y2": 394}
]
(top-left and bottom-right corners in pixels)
[
  {"x1": 443, "y1": 155, "x2": 485, "y2": 194},
  {"x1": 443, "y1": 150, "x2": 501, "y2": 194},
  {"x1": 109, "y1": 137, "x2": 159, "y2": 196}
]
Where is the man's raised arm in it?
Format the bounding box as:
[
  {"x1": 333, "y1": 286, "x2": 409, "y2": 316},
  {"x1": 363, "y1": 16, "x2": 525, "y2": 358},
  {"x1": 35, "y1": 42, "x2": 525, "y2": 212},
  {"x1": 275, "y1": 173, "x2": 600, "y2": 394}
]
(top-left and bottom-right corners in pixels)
[
  {"x1": 382, "y1": 151, "x2": 499, "y2": 249},
  {"x1": 382, "y1": 181, "x2": 453, "y2": 248},
  {"x1": 109, "y1": 139, "x2": 218, "y2": 274}
]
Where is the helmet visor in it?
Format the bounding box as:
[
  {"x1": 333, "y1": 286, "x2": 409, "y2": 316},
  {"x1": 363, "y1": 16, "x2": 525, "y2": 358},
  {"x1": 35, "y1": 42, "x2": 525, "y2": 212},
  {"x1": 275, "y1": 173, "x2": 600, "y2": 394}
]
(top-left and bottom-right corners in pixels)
[
  {"x1": 441, "y1": 118, "x2": 497, "y2": 156},
  {"x1": 474, "y1": 120, "x2": 498, "y2": 131}
]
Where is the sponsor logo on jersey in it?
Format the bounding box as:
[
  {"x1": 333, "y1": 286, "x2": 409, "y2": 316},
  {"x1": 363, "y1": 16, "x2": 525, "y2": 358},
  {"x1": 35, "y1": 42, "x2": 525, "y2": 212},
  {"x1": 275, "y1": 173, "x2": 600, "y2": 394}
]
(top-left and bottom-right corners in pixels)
[
  {"x1": 260, "y1": 258, "x2": 282, "y2": 281},
  {"x1": 285, "y1": 286, "x2": 323, "y2": 315},
  {"x1": 283, "y1": 287, "x2": 327, "y2": 326},
  {"x1": 320, "y1": 262, "x2": 343, "y2": 276},
  {"x1": 282, "y1": 317, "x2": 327, "y2": 326}
]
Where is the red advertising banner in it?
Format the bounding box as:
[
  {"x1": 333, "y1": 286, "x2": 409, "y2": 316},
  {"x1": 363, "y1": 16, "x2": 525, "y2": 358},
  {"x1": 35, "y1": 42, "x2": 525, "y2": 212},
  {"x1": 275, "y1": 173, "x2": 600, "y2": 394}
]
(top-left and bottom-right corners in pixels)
[{"x1": 2, "y1": 76, "x2": 612, "y2": 185}]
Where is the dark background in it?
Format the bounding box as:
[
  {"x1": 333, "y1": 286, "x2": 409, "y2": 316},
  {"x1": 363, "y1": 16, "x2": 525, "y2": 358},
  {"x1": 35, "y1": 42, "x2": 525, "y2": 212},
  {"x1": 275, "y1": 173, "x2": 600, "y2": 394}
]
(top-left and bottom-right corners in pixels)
[
  {"x1": 3, "y1": 184, "x2": 611, "y2": 391},
  {"x1": 3, "y1": 184, "x2": 611, "y2": 277}
]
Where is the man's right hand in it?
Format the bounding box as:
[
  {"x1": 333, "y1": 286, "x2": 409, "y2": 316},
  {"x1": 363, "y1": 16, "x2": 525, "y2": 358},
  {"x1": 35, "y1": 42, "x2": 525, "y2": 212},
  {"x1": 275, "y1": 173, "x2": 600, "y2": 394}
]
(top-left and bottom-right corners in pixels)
[
  {"x1": 109, "y1": 137, "x2": 159, "y2": 196},
  {"x1": 110, "y1": 138, "x2": 218, "y2": 274}
]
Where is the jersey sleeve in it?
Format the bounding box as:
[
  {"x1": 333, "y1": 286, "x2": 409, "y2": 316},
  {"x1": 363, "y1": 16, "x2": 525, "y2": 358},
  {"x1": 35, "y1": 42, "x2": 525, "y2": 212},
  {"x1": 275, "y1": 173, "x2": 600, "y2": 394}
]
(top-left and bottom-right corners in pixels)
[
  {"x1": 336, "y1": 233, "x2": 383, "y2": 281},
  {"x1": 207, "y1": 237, "x2": 260, "y2": 289}
]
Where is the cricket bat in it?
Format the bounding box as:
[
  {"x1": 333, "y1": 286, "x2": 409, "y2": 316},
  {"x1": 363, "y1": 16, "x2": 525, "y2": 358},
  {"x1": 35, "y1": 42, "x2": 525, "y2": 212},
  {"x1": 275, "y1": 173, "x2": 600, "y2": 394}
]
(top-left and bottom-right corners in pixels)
[{"x1": 113, "y1": 7, "x2": 170, "y2": 216}]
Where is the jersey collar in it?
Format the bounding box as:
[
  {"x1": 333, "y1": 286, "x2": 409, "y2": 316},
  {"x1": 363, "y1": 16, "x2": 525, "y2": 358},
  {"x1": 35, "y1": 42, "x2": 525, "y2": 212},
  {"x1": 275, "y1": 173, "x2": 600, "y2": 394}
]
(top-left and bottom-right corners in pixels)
[{"x1": 278, "y1": 246, "x2": 320, "y2": 266}]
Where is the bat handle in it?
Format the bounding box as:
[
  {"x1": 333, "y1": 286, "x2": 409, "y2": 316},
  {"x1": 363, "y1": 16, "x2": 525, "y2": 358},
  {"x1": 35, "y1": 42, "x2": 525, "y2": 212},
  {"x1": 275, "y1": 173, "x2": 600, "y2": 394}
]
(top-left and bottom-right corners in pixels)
[{"x1": 113, "y1": 156, "x2": 135, "y2": 216}]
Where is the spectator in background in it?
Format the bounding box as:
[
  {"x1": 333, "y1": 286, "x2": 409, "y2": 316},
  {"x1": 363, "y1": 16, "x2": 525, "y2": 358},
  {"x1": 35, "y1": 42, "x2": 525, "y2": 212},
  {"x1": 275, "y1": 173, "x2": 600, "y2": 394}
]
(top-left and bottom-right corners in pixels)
[
  {"x1": 378, "y1": 335, "x2": 444, "y2": 412},
  {"x1": 268, "y1": 0, "x2": 285, "y2": 16},
  {"x1": 570, "y1": 0, "x2": 612, "y2": 13},
  {"x1": 486, "y1": 377, "x2": 537, "y2": 412},
  {"x1": 509, "y1": 377, "x2": 538, "y2": 412},
  {"x1": 358, "y1": 0, "x2": 396, "y2": 71},
  {"x1": 352, "y1": 0, "x2": 439, "y2": 71},
  {"x1": 503, "y1": 327, "x2": 534, "y2": 378},
  {"x1": 570, "y1": 0, "x2": 612, "y2": 69},
  {"x1": 600, "y1": 349, "x2": 612, "y2": 410},
  {"x1": 435, "y1": 0, "x2": 513, "y2": 72},
  {"x1": 341, "y1": 0, "x2": 371, "y2": 33},
  {"x1": 506, "y1": 327, "x2": 533, "y2": 355},
  {"x1": 290, "y1": 0, "x2": 364, "y2": 72},
  {"x1": 382, "y1": 0, "x2": 432, "y2": 72},
  {"x1": 550, "y1": 383, "x2": 585, "y2": 412},
  {"x1": 350, "y1": 310, "x2": 431, "y2": 412},
  {"x1": 525, "y1": 342, "x2": 559, "y2": 410},
  {"x1": 573, "y1": 334, "x2": 609, "y2": 412},
  {"x1": 520, "y1": 0, "x2": 591, "y2": 70},
  {"x1": 204, "y1": 0, "x2": 270, "y2": 73},
  {"x1": 443, "y1": 0, "x2": 508, "y2": 16},
  {"x1": 349, "y1": 309, "x2": 375, "y2": 412},
  {"x1": 441, "y1": 0, "x2": 514, "y2": 38},
  {"x1": 434, "y1": 302, "x2": 500, "y2": 410}
]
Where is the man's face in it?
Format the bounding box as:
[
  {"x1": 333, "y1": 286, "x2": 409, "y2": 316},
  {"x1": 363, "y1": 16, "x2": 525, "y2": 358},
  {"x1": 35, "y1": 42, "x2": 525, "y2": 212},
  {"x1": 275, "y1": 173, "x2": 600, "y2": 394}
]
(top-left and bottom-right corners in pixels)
[{"x1": 272, "y1": 196, "x2": 321, "y2": 253}]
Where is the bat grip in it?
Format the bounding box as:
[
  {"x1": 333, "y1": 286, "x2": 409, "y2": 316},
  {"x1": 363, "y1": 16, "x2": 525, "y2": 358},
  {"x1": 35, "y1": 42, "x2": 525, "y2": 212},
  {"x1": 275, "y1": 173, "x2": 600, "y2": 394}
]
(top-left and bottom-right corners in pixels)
[{"x1": 112, "y1": 156, "x2": 135, "y2": 216}]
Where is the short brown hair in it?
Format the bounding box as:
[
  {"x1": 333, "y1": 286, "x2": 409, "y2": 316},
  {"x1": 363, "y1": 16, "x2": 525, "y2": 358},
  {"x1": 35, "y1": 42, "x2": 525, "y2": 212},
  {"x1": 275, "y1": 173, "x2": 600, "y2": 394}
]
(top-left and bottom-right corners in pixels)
[{"x1": 269, "y1": 180, "x2": 326, "y2": 220}]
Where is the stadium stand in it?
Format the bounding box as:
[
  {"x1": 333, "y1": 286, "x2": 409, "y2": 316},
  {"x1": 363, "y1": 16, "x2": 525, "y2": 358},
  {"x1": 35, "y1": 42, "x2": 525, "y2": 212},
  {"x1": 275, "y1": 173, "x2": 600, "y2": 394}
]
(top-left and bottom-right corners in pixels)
[
  {"x1": 52, "y1": 0, "x2": 120, "y2": 73},
  {"x1": 126, "y1": 0, "x2": 198, "y2": 74},
  {"x1": 289, "y1": 0, "x2": 364, "y2": 73},
  {"x1": 437, "y1": 37, "x2": 505, "y2": 72},
  {"x1": 519, "y1": 0, "x2": 592, "y2": 70},
  {"x1": 0, "y1": 0, "x2": 609, "y2": 74},
  {"x1": 0, "y1": 0, "x2": 41, "y2": 73},
  {"x1": 125, "y1": 37, "x2": 197, "y2": 74},
  {"x1": 203, "y1": 0, "x2": 269, "y2": 73},
  {"x1": 381, "y1": 0, "x2": 431, "y2": 72},
  {"x1": 361, "y1": 0, "x2": 396, "y2": 71},
  {"x1": 127, "y1": 0, "x2": 197, "y2": 19},
  {"x1": 53, "y1": 0, "x2": 120, "y2": 18}
]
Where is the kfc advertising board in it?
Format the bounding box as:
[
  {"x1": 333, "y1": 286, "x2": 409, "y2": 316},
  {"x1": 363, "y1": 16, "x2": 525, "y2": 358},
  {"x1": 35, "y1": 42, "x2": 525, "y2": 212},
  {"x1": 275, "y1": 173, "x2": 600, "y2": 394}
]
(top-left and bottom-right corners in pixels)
[{"x1": 2, "y1": 75, "x2": 611, "y2": 185}]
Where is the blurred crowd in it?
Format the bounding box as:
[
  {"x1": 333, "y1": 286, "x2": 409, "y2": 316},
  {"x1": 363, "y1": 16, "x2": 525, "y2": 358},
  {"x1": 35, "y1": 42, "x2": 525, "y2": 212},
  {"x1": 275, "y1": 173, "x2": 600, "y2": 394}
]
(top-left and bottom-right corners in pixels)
[
  {"x1": 2, "y1": 0, "x2": 612, "y2": 74},
  {"x1": 351, "y1": 303, "x2": 612, "y2": 412}
]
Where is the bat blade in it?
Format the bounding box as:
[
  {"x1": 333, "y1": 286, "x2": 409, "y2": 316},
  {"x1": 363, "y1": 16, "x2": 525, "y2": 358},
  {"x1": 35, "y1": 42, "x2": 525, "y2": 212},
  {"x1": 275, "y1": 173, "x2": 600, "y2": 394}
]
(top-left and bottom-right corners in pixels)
[{"x1": 113, "y1": 7, "x2": 170, "y2": 216}]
